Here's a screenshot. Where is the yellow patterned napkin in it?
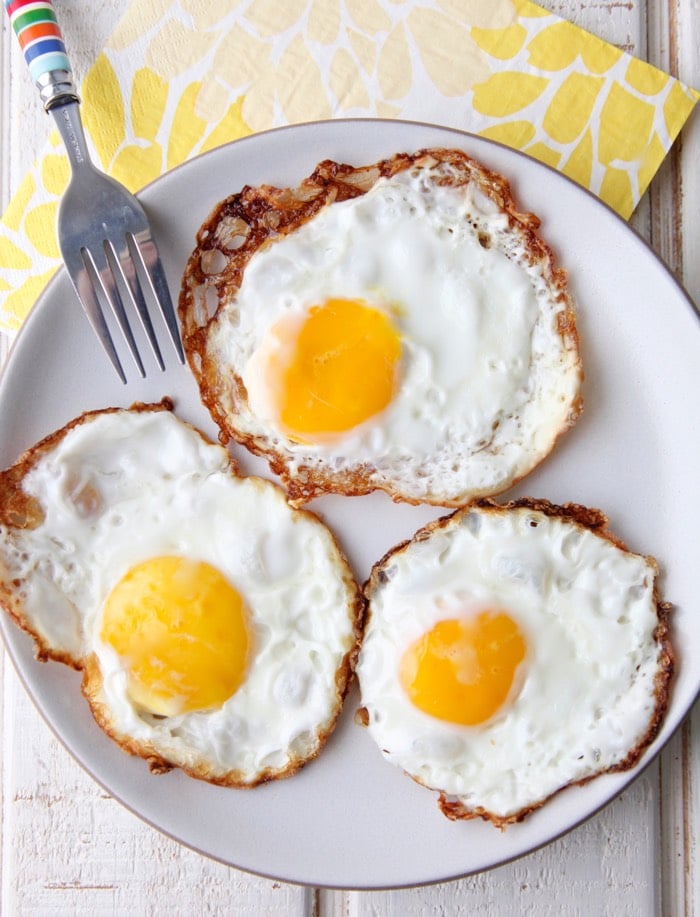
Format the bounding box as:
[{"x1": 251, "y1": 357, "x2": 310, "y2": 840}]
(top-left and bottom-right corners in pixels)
[{"x1": 1, "y1": 0, "x2": 697, "y2": 332}]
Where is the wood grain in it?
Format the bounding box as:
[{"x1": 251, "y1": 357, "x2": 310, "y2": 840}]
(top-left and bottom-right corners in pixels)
[
  {"x1": 1, "y1": 1, "x2": 698, "y2": 914},
  {"x1": 646, "y1": 2, "x2": 700, "y2": 915}
]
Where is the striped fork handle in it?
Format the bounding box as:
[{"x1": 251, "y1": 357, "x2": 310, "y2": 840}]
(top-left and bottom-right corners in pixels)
[{"x1": 4, "y1": 0, "x2": 79, "y2": 110}]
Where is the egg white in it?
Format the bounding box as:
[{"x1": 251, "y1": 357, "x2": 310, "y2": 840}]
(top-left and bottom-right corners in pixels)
[
  {"x1": 356, "y1": 502, "x2": 669, "y2": 822},
  {"x1": 0, "y1": 408, "x2": 360, "y2": 784},
  {"x1": 206, "y1": 157, "x2": 581, "y2": 504}
]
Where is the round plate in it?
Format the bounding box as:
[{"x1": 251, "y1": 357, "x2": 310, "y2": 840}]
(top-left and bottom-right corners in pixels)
[{"x1": 1, "y1": 120, "x2": 699, "y2": 889}]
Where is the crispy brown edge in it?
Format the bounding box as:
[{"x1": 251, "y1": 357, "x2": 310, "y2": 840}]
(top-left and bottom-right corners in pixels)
[
  {"x1": 178, "y1": 148, "x2": 583, "y2": 507},
  {"x1": 0, "y1": 402, "x2": 366, "y2": 786},
  {"x1": 0, "y1": 399, "x2": 176, "y2": 668},
  {"x1": 358, "y1": 497, "x2": 674, "y2": 828},
  {"x1": 81, "y1": 564, "x2": 365, "y2": 788}
]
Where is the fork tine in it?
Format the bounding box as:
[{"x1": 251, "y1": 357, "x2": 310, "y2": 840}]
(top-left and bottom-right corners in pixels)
[
  {"x1": 11, "y1": 0, "x2": 182, "y2": 381},
  {"x1": 108, "y1": 239, "x2": 165, "y2": 371},
  {"x1": 129, "y1": 232, "x2": 185, "y2": 363},
  {"x1": 61, "y1": 247, "x2": 128, "y2": 384},
  {"x1": 82, "y1": 245, "x2": 146, "y2": 378}
]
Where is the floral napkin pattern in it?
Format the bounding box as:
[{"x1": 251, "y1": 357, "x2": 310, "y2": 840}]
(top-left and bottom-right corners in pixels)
[{"x1": 1, "y1": 0, "x2": 697, "y2": 332}]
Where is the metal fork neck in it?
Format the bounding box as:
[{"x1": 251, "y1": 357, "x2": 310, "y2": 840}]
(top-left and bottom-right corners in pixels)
[
  {"x1": 49, "y1": 100, "x2": 93, "y2": 173},
  {"x1": 36, "y1": 70, "x2": 80, "y2": 113}
]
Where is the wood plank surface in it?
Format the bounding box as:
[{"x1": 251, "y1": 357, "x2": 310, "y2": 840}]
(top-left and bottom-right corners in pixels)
[
  {"x1": 646, "y1": 2, "x2": 700, "y2": 912},
  {"x1": 1, "y1": 1, "x2": 698, "y2": 914}
]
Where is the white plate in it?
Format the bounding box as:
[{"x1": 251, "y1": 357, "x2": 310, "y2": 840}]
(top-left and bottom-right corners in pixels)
[{"x1": 1, "y1": 120, "x2": 699, "y2": 889}]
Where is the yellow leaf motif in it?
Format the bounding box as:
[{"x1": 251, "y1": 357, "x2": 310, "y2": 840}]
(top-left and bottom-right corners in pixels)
[
  {"x1": 527, "y1": 21, "x2": 621, "y2": 74},
  {"x1": 200, "y1": 97, "x2": 252, "y2": 153},
  {"x1": 81, "y1": 56, "x2": 126, "y2": 170},
  {"x1": 437, "y1": 0, "x2": 517, "y2": 28},
  {"x1": 308, "y1": 0, "x2": 340, "y2": 43},
  {"x1": 378, "y1": 24, "x2": 412, "y2": 101},
  {"x1": 526, "y1": 22, "x2": 575, "y2": 69},
  {"x1": 242, "y1": 69, "x2": 277, "y2": 132},
  {"x1": 345, "y1": 0, "x2": 392, "y2": 35},
  {"x1": 511, "y1": 0, "x2": 549, "y2": 18},
  {"x1": 598, "y1": 83, "x2": 655, "y2": 165},
  {"x1": 245, "y1": 0, "x2": 308, "y2": 37},
  {"x1": 625, "y1": 58, "x2": 668, "y2": 96},
  {"x1": 145, "y1": 20, "x2": 220, "y2": 81},
  {"x1": 525, "y1": 141, "x2": 561, "y2": 169},
  {"x1": 331, "y1": 49, "x2": 371, "y2": 110},
  {"x1": 2, "y1": 175, "x2": 36, "y2": 233},
  {"x1": 195, "y1": 80, "x2": 232, "y2": 122},
  {"x1": 3, "y1": 267, "x2": 57, "y2": 328},
  {"x1": 180, "y1": 0, "x2": 242, "y2": 30},
  {"x1": 167, "y1": 82, "x2": 209, "y2": 170},
  {"x1": 0, "y1": 236, "x2": 32, "y2": 271},
  {"x1": 408, "y1": 9, "x2": 490, "y2": 96},
  {"x1": 543, "y1": 73, "x2": 604, "y2": 144},
  {"x1": 348, "y1": 28, "x2": 377, "y2": 75},
  {"x1": 131, "y1": 68, "x2": 169, "y2": 143},
  {"x1": 580, "y1": 36, "x2": 623, "y2": 75},
  {"x1": 214, "y1": 26, "x2": 271, "y2": 88},
  {"x1": 276, "y1": 35, "x2": 332, "y2": 123},
  {"x1": 561, "y1": 129, "x2": 593, "y2": 189},
  {"x1": 24, "y1": 203, "x2": 59, "y2": 259},
  {"x1": 472, "y1": 72, "x2": 548, "y2": 117},
  {"x1": 471, "y1": 24, "x2": 527, "y2": 61},
  {"x1": 111, "y1": 143, "x2": 164, "y2": 192},
  {"x1": 41, "y1": 154, "x2": 70, "y2": 196},
  {"x1": 600, "y1": 166, "x2": 633, "y2": 219},
  {"x1": 478, "y1": 121, "x2": 535, "y2": 149},
  {"x1": 108, "y1": 0, "x2": 172, "y2": 51},
  {"x1": 637, "y1": 131, "x2": 665, "y2": 198},
  {"x1": 664, "y1": 81, "x2": 699, "y2": 139},
  {"x1": 376, "y1": 101, "x2": 401, "y2": 118}
]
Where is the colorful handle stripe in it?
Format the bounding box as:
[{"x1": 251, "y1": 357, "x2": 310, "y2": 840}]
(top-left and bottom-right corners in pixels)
[{"x1": 4, "y1": 0, "x2": 71, "y2": 83}]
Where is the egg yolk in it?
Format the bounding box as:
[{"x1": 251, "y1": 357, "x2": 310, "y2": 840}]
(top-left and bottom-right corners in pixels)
[
  {"x1": 399, "y1": 612, "x2": 527, "y2": 726},
  {"x1": 101, "y1": 556, "x2": 251, "y2": 716},
  {"x1": 278, "y1": 298, "x2": 401, "y2": 440}
]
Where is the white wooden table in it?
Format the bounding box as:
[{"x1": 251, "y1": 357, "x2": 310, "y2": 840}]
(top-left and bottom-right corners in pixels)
[{"x1": 1, "y1": 2, "x2": 698, "y2": 913}]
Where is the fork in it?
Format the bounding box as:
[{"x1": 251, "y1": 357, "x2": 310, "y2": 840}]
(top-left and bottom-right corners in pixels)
[{"x1": 5, "y1": 0, "x2": 184, "y2": 383}]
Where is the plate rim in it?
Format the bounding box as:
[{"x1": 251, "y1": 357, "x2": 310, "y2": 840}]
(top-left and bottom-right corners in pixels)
[{"x1": 1, "y1": 117, "x2": 699, "y2": 890}]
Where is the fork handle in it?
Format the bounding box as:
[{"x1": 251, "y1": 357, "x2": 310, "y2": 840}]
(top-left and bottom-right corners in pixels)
[{"x1": 4, "y1": 0, "x2": 80, "y2": 111}]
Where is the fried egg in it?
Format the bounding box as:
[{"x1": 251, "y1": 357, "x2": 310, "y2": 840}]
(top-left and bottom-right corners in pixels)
[
  {"x1": 180, "y1": 149, "x2": 582, "y2": 506},
  {"x1": 0, "y1": 403, "x2": 362, "y2": 785},
  {"x1": 356, "y1": 499, "x2": 672, "y2": 827}
]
